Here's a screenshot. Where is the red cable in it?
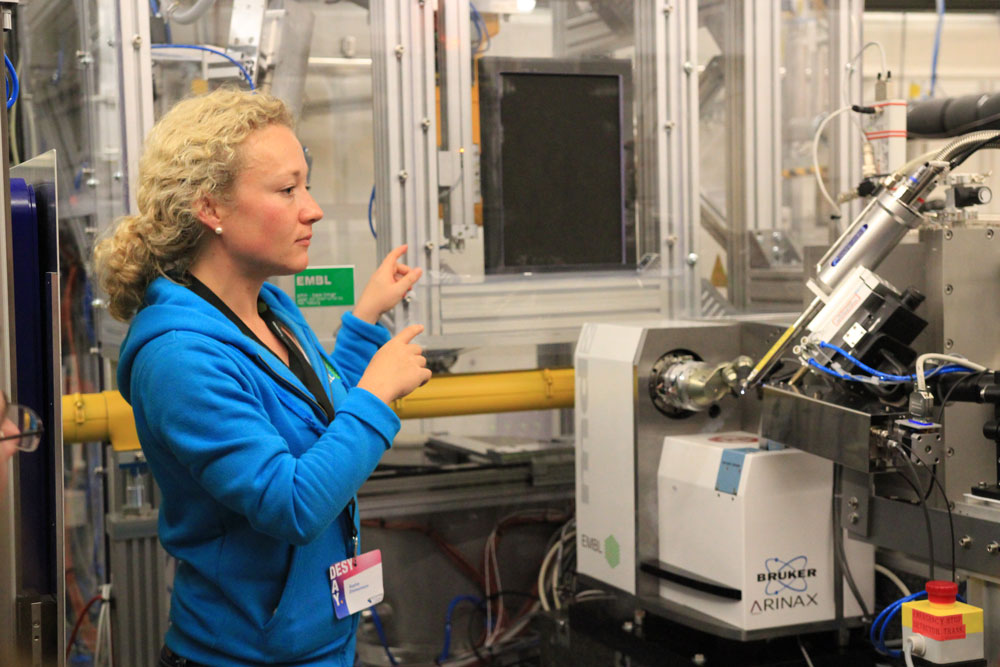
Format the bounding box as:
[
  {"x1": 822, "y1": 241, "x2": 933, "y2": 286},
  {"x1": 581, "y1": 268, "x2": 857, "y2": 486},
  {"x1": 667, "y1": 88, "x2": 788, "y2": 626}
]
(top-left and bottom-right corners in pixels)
[
  {"x1": 362, "y1": 519, "x2": 485, "y2": 589},
  {"x1": 66, "y1": 594, "x2": 102, "y2": 659}
]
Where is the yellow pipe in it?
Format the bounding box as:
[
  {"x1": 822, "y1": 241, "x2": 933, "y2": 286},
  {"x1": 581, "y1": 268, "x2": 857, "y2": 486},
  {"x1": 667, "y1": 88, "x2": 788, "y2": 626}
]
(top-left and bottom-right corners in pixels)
[
  {"x1": 62, "y1": 368, "x2": 576, "y2": 449},
  {"x1": 63, "y1": 391, "x2": 141, "y2": 452},
  {"x1": 390, "y1": 368, "x2": 575, "y2": 419}
]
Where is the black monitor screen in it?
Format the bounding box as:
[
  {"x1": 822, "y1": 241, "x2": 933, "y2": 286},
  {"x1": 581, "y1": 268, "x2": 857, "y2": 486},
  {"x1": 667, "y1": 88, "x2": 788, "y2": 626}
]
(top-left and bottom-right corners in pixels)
[{"x1": 478, "y1": 58, "x2": 634, "y2": 274}]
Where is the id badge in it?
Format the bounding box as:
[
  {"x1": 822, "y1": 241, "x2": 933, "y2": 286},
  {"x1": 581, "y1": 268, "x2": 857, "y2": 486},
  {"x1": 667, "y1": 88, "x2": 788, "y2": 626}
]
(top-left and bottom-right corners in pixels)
[{"x1": 328, "y1": 549, "x2": 384, "y2": 619}]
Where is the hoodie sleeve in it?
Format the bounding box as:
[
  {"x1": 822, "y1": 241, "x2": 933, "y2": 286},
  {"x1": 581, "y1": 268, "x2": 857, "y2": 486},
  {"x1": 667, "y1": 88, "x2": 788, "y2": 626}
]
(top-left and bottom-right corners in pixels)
[
  {"x1": 331, "y1": 312, "x2": 392, "y2": 387},
  {"x1": 132, "y1": 332, "x2": 400, "y2": 545}
]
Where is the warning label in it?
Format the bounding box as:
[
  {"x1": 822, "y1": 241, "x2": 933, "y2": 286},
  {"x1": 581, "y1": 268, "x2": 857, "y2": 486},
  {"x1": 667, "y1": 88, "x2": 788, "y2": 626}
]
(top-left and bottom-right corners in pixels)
[{"x1": 912, "y1": 610, "x2": 967, "y2": 641}]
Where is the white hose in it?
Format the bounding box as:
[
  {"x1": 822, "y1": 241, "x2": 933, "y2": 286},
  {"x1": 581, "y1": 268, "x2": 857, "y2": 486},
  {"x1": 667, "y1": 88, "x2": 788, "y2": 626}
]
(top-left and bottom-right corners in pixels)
[
  {"x1": 537, "y1": 538, "x2": 558, "y2": 612},
  {"x1": 168, "y1": 0, "x2": 216, "y2": 25},
  {"x1": 551, "y1": 546, "x2": 562, "y2": 610},
  {"x1": 916, "y1": 353, "x2": 987, "y2": 392},
  {"x1": 93, "y1": 602, "x2": 105, "y2": 666},
  {"x1": 93, "y1": 583, "x2": 112, "y2": 666},
  {"x1": 813, "y1": 106, "x2": 855, "y2": 215},
  {"x1": 874, "y1": 563, "x2": 911, "y2": 598},
  {"x1": 551, "y1": 521, "x2": 571, "y2": 611},
  {"x1": 904, "y1": 637, "x2": 917, "y2": 667},
  {"x1": 798, "y1": 636, "x2": 816, "y2": 667},
  {"x1": 842, "y1": 40, "x2": 889, "y2": 111},
  {"x1": 537, "y1": 531, "x2": 574, "y2": 612}
]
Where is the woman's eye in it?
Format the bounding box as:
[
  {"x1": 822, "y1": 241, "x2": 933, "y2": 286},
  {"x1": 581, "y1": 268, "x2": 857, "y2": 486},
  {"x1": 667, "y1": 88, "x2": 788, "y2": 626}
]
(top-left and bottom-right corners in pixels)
[{"x1": 282, "y1": 186, "x2": 295, "y2": 195}]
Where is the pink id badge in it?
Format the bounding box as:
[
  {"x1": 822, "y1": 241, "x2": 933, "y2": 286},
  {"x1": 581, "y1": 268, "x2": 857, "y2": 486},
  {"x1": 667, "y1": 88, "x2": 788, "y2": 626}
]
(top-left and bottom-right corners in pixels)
[{"x1": 328, "y1": 549, "x2": 384, "y2": 619}]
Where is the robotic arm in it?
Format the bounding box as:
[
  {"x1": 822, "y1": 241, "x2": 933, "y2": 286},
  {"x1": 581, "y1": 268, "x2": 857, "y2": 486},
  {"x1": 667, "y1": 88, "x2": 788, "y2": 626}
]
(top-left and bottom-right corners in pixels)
[
  {"x1": 745, "y1": 130, "x2": 1000, "y2": 388},
  {"x1": 652, "y1": 131, "x2": 1000, "y2": 412}
]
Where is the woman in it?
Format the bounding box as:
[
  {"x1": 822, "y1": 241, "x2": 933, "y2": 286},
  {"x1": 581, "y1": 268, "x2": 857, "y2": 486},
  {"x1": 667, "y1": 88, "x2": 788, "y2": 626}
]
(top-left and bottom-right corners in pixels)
[{"x1": 94, "y1": 88, "x2": 430, "y2": 666}]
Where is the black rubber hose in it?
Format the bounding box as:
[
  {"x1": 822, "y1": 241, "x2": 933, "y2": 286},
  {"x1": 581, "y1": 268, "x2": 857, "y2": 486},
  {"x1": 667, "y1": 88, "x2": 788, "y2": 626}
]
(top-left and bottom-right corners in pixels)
[{"x1": 909, "y1": 93, "x2": 1000, "y2": 138}]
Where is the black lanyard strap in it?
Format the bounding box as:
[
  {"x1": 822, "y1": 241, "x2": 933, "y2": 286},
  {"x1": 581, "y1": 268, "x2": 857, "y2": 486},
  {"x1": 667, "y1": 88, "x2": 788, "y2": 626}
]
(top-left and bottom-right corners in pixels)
[
  {"x1": 346, "y1": 498, "x2": 358, "y2": 563},
  {"x1": 182, "y1": 275, "x2": 335, "y2": 423}
]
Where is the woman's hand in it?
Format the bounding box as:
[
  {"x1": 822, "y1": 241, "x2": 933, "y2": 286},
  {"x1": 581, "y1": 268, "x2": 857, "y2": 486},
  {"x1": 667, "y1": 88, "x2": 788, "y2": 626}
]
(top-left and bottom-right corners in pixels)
[
  {"x1": 357, "y1": 324, "x2": 432, "y2": 404},
  {"x1": 353, "y1": 245, "x2": 422, "y2": 325}
]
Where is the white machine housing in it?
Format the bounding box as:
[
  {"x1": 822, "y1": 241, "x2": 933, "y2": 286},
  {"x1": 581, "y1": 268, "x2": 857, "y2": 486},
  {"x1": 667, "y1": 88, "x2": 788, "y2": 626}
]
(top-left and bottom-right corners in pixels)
[
  {"x1": 575, "y1": 322, "x2": 647, "y2": 594},
  {"x1": 656, "y1": 432, "x2": 874, "y2": 631},
  {"x1": 574, "y1": 320, "x2": 873, "y2": 636}
]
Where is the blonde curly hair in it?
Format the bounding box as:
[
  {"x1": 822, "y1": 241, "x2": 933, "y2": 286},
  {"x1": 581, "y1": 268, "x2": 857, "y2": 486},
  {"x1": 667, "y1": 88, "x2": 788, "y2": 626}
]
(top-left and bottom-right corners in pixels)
[{"x1": 93, "y1": 88, "x2": 292, "y2": 321}]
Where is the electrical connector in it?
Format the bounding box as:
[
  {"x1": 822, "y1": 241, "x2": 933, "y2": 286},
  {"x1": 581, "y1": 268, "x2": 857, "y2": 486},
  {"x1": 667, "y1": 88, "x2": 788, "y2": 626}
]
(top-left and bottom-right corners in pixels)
[
  {"x1": 862, "y1": 143, "x2": 877, "y2": 179},
  {"x1": 909, "y1": 389, "x2": 935, "y2": 418},
  {"x1": 875, "y1": 76, "x2": 888, "y2": 102}
]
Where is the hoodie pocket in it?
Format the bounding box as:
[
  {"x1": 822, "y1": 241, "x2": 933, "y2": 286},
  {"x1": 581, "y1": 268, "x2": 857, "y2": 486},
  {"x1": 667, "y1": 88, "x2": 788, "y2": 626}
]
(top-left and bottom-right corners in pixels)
[
  {"x1": 261, "y1": 545, "x2": 302, "y2": 634},
  {"x1": 262, "y1": 530, "x2": 353, "y2": 659}
]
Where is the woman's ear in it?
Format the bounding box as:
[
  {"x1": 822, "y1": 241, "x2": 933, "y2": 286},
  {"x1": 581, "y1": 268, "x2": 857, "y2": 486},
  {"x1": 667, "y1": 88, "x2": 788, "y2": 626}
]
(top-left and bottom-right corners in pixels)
[{"x1": 194, "y1": 196, "x2": 222, "y2": 233}]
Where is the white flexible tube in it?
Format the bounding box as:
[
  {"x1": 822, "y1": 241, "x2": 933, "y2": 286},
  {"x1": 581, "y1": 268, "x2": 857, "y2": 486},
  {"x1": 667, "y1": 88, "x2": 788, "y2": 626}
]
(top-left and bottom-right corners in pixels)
[
  {"x1": 813, "y1": 106, "x2": 855, "y2": 215},
  {"x1": 874, "y1": 563, "x2": 911, "y2": 597},
  {"x1": 537, "y1": 531, "x2": 574, "y2": 612},
  {"x1": 867, "y1": 41, "x2": 889, "y2": 78},
  {"x1": 904, "y1": 637, "x2": 917, "y2": 667},
  {"x1": 916, "y1": 353, "x2": 987, "y2": 392},
  {"x1": 104, "y1": 599, "x2": 113, "y2": 666},
  {"x1": 798, "y1": 637, "x2": 816, "y2": 667},
  {"x1": 551, "y1": 546, "x2": 562, "y2": 610},
  {"x1": 551, "y1": 522, "x2": 570, "y2": 611},
  {"x1": 486, "y1": 535, "x2": 503, "y2": 646},
  {"x1": 573, "y1": 590, "x2": 614, "y2": 601},
  {"x1": 93, "y1": 600, "x2": 107, "y2": 666},
  {"x1": 167, "y1": 0, "x2": 216, "y2": 24},
  {"x1": 842, "y1": 40, "x2": 889, "y2": 113},
  {"x1": 484, "y1": 535, "x2": 492, "y2": 641}
]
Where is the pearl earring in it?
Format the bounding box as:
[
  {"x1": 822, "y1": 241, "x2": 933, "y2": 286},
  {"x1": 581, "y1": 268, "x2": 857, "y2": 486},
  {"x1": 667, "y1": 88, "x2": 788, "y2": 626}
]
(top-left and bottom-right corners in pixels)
[{"x1": 214, "y1": 226, "x2": 223, "y2": 235}]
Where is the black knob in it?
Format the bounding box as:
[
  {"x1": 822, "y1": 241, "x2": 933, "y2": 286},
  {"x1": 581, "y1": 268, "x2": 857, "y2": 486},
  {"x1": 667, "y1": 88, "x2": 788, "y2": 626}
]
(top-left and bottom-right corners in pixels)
[
  {"x1": 983, "y1": 420, "x2": 1000, "y2": 441},
  {"x1": 954, "y1": 185, "x2": 992, "y2": 209},
  {"x1": 901, "y1": 287, "x2": 925, "y2": 311}
]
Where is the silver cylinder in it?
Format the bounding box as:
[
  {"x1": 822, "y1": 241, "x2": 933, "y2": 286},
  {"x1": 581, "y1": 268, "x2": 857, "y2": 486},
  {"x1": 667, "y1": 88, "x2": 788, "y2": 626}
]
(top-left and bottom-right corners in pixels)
[
  {"x1": 657, "y1": 359, "x2": 713, "y2": 412},
  {"x1": 814, "y1": 162, "x2": 943, "y2": 293}
]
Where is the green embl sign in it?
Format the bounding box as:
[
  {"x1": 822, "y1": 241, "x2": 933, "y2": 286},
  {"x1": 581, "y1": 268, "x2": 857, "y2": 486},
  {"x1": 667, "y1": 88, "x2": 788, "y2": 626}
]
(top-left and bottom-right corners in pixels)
[{"x1": 295, "y1": 266, "x2": 355, "y2": 307}]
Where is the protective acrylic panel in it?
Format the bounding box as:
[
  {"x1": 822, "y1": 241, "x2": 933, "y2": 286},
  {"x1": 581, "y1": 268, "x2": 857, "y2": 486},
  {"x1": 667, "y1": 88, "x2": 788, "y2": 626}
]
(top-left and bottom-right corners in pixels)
[{"x1": 478, "y1": 58, "x2": 634, "y2": 273}]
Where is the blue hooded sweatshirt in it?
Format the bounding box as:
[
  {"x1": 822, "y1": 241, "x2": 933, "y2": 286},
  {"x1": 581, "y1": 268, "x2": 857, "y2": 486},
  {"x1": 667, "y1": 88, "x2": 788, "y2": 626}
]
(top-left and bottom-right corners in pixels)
[{"x1": 117, "y1": 277, "x2": 400, "y2": 665}]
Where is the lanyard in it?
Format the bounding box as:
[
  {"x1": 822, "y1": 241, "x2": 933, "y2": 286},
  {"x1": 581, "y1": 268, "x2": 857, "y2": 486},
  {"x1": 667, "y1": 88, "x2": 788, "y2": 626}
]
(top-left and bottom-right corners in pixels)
[
  {"x1": 182, "y1": 275, "x2": 336, "y2": 423},
  {"x1": 262, "y1": 309, "x2": 336, "y2": 422},
  {"x1": 346, "y1": 498, "x2": 358, "y2": 564}
]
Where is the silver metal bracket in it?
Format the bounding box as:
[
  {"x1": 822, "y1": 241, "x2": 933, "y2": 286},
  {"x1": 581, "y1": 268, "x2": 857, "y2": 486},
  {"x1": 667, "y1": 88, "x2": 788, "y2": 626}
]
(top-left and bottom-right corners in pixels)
[
  {"x1": 840, "y1": 467, "x2": 871, "y2": 538},
  {"x1": 227, "y1": 0, "x2": 268, "y2": 83}
]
